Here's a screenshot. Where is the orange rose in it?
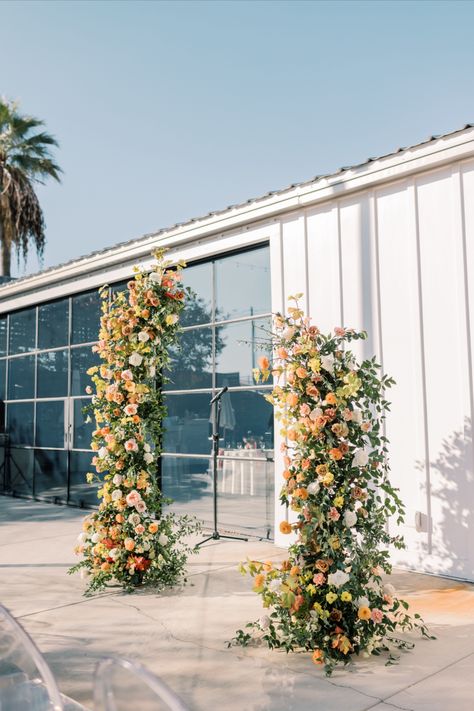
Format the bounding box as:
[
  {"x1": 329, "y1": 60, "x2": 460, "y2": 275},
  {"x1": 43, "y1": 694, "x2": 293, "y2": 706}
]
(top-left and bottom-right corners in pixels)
[
  {"x1": 148, "y1": 522, "x2": 159, "y2": 534},
  {"x1": 124, "y1": 538, "x2": 135, "y2": 552},
  {"x1": 326, "y1": 393, "x2": 337, "y2": 405},
  {"x1": 296, "y1": 367, "x2": 308, "y2": 379},
  {"x1": 286, "y1": 392, "x2": 299, "y2": 408},
  {"x1": 312, "y1": 649, "x2": 324, "y2": 665},
  {"x1": 279, "y1": 521, "x2": 292, "y2": 535},
  {"x1": 277, "y1": 347, "x2": 288, "y2": 360},
  {"x1": 282, "y1": 469, "x2": 292, "y2": 480},
  {"x1": 329, "y1": 448, "x2": 343, "y2": 461},
  {"x1": 254, "y1": 573, "x2": 265, "y2": 588},
  {"x1": 258, "y1": 356, "x2": 270, "y2": 370},
  {"x1": 290, "y1": 565, "x2": 300, "y2": 577},
  {"x1": 287, "y1": 429, "x2": 298, "y2": 441},
  {"x1": 294, "y1": 487, "x2": 308, "y2": 500}
]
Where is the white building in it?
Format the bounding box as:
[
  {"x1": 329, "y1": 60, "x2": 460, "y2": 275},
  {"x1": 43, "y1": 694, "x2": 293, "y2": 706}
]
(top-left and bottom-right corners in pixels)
[{"x1": 0, "y1": 125, "x2": 473, "y2": 581}]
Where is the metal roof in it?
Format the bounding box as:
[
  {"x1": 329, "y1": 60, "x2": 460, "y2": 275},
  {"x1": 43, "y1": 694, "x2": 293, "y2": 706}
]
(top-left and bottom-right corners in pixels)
[{"x1": 3, "y1": 122, "x2": 474, "y2": 290}]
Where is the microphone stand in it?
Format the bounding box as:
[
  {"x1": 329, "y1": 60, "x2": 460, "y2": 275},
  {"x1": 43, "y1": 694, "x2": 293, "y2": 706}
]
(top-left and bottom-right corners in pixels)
[{"x1": 195, "y1": 386, "x2": 248, "y2": 547}]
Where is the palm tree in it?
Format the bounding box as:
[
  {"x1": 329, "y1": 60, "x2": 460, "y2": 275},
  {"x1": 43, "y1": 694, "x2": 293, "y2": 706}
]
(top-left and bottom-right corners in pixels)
[{"x1": 0, "y1": 99, "x2": 61, "y2": 277}]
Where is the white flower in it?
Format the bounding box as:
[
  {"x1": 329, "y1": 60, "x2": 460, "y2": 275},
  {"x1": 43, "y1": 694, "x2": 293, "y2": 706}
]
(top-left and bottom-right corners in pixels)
[
  {"x1": 111, "y1": 489, "x2": 123, "y2": 501},
  {"x1": 383, "y1": 583, "x2": 396, "y2": 596},
  {"x1": 352, "y1": 448, "x2": 369, "y2": 468},
  {"x1": 138, "y1": 331, "x2": 150, "y2": 342},
  {"x1": 148, "y1": 365, "x2": 156, "y2": 378},
  {"x1": 144, "y1": 443, "x2": 151, "y2": 453},
  {"x1": 148, "y1": 272, "x2": 161, "y2": 283},
  {"x1": 307, "y1": 481, "x2": 320, "y2": 495},
  {"x1": 352, "y1": 408, "x2": 363, "y2": 425},
  {"x1": 166, "y1": 314, "x2": 179, "y2": 325},
  {"x1": 129, "y1": 352, "x2": 143, "y2": 367},
  {"x1": 144, "y1": 452, "x2": 154, "y2": 464},
  {"x1": 128, "y1": 513, "x2": 141, "y2": 525},
  {"x1": 112, "y1": 474, "x2": 123, "y2": 486},
  {"x1": 91, "y1": 533, "x2": 101, "y2": 544},
  {"x1": 309, "y1": 407, "x2": 323, "y2": 421},
  {"x1": 320, "y1": 353, "x2": 335, "y2": 374},
  {"x1": 344, "y1": 510, "x2": 358, "y2": 528},
  {"x1": 77, "y1": 532, "x2": 87, "y2": 543},
  {"x1": 259, "y1": 615, "x2": 271, "y2": 630},
  {"x1": 158, "y1": 533, "x2": 169, "y2": 546},
  {"x1": 268, "y1": 578, "x2": 281, "y2": 593},
  {"x1": 98, "y1": 447, "x2": 108, "y2": 459},
  {"x1": 109, "y1": 548, "x2": 119, "y2": 560},
  {"x1": 282, "y1": 327, "x2": 296, "y2": 340},
  {"x1": 356, "y1": 596, "x2": 370, "y2": 608},
  {"x1": 327, "y1": 570, "x2": 350, "y2": 587}
]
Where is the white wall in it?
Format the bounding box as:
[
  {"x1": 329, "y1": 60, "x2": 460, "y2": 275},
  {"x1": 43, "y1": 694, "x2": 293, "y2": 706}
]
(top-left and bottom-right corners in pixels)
[{"x1": 273, "y1": 161, "x2": 474, "y2": 582}]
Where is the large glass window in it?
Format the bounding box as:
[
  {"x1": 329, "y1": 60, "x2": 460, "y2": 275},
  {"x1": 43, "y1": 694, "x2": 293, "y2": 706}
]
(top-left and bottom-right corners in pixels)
[
  {"x1": 0, "y1": 358, "x2": 6, "y2": 401},
  {"x1": 215, "y1": 245, "x2": 271, "y2": 320},
  {"x1": 73, "y1": 398, "x2": 94, "y2": 449},
  {"x1": 36, "y1": 401, "x2": 65, "y2": 448},
  {"x1": 7, "y1": 402, "x2": 34, "y2": 445},
  {"x1": 8, "y1": 355, "x2": 35, "y2": 400},
  {"x1": 38, "y1": 299, "x2": 69, "y2": 349},
  {"x1": 71, "y1": 290, "x2": 101, "y2": 345},
  {"x1": 71, "y1": 346, "x2": 100, "y2": 396},
  {"x1": 162, "y1": 245, "x2": 274, "y2": 538},
  {"x1": 9, "y1": 308, "x2": 36, "y2": 354},
  {"x1": 0, "y1": 317, "x2": 7, "y2": 357},
  {"x1": 165, "y1": 327, "x2": 213, "y2": 390},
  {"x1": 37, "y1": 350, "x2": 68, "y2": 398},
  {"x1": 34, "y1": 449, "x2": 68, "y2": 501}
]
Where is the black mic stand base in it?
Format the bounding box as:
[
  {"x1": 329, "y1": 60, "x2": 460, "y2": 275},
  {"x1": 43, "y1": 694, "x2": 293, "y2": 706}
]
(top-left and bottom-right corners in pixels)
[{"x1": 195, "y1": 529, "x2": 248, "y2": 549}]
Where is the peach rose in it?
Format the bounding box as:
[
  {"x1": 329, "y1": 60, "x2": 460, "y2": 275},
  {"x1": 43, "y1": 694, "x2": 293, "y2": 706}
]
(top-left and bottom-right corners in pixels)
[
  {"x1": 124, "y1": 403, "x2": 138, "y2": 416},
  {"x1": 124, "y1": 538, "x2": 135, "y2": 551},
  {"x1": 371, "y1": 608, "x2": 383, "y2": 624},
  {"x1": 124, "y1": 439, "x2": 138, "y2": 452}
]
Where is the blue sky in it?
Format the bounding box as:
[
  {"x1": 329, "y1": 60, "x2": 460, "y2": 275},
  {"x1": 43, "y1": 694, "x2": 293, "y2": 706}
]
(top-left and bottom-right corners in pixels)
[{"x1": 2, "y1": 0, "x2": 474, "y2": 276}]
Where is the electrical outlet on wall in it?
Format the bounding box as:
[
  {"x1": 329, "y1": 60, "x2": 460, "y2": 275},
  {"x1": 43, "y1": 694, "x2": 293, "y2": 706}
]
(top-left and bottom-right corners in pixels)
[{"x1": 415, "y1": 511, "x2": 431, "y2": 533}]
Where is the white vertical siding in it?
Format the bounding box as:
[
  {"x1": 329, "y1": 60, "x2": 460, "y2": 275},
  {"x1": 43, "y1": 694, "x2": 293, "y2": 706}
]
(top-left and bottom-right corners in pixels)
[
  {"x1": 375, "y1": 181, "x2": 428, "y2": 566},
  {"x1": 275, "y1": 164, "x2": 474, "y2": 578},
  {"x1": 306, "y1": 203, "x2": 342, "y2": 333}
]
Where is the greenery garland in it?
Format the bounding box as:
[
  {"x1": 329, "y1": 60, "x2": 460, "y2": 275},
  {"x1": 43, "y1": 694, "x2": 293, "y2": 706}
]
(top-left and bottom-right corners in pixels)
[
  {"x1": 69, "y1": 249, "x2": 199, "y2": 595},
  {"x1": 232, "y1": 295, "x2": 432, "y2": 674}
]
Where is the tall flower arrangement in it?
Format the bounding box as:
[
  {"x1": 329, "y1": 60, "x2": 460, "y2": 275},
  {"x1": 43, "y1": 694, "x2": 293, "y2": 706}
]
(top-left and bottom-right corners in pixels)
[
  {"x1": 69, "y1": 249, "x2": 199, "y2": 594},
  {"x1": 233, "y1": 296, "x2": 431, "y2": 673}
]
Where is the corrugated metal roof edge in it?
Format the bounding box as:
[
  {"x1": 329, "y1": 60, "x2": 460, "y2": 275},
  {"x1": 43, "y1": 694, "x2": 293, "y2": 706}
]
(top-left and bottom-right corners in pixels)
[{"x1": 3, "y1": 122, "x2": 474, "y2": 291}]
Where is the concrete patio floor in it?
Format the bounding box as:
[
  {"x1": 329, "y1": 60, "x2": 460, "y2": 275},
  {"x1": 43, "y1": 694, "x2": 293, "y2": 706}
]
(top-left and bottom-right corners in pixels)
[{"x1": 1, "y1": 495, "x2": 473, "y2": 711}]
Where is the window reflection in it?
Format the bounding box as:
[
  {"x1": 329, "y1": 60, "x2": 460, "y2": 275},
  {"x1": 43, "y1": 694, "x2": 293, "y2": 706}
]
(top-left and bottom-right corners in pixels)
[
  {"x1": 0, "y1": 318, "x2": 7, "y2": 357},
  {"x1": 73, "y1": 398, "x2": 94, "y2": 449},
  {"x1": 38, "y1": 299, "x2": 69, "y2": 349},
  {"x1": 8, "y1": 355, "x2": 35, "y2": 400},
  {"x1": 7, "y1": 402, "x2": 34, "y2": 445},
  {"x1": 34, "y1": 449, "x2": 68, "y2": 501},
  {"x1": 0, "y1": 359, "x2": 5, "y2": 401},
  {"x1": 164, "y1": 327, "x2": 213, "y2": 390},
  {"x1": 36, "y1": 401, "x2": 65, "y2": 448},
  {"x1": 163, "y1": 393, "x2": 212, "y2": 454},
  {"x1": 71, "y1": 290, "x2": 101, "y2": 345},
  {"x1": 69, "y1": 451, "x2": 102, "y2": 507},
  {"x1": 37, "y1": 350, "x2": 68, "y2": 398},
  {"x1": 8, "y1": 448, "x2": 34, "y2": 495},
  {"x1": 161, "y1": 456, "x2": 213, "y2": 522},
  {"x1": 215, "y1": 318, "x2": 272, "y2": 387},
  {"x1": 9, "y1": 308, "x2": 36, "y2": 354},
  {"x1": 71, "y1": 346, "x2": 100, "y2": 396},
  {"x1": 181, "y1": 262, "x2": 212, "y2": 327},
  {"x1": 215, "y1": 246, "x2": 271, "y2": 320}
]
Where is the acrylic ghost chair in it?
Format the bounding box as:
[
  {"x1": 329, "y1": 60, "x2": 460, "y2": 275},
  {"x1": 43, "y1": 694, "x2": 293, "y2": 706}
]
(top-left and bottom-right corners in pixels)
[
  {"x1": 94, "y1": 657, "x2": 189, "y2": 711},
  {"x1": 0, "y1": 603, "x2": 64, "y2": 711}
]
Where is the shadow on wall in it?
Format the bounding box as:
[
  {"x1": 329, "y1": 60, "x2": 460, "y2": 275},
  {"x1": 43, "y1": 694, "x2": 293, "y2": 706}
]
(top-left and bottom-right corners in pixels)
[{"x1": 417, "y1": 417, "x2": 473, "y2": 579}]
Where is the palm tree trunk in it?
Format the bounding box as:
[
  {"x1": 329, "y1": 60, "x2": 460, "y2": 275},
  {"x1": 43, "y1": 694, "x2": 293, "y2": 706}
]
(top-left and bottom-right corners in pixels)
[{"x1": 0, "y1": 199, "x2": 12, "y2": 278}]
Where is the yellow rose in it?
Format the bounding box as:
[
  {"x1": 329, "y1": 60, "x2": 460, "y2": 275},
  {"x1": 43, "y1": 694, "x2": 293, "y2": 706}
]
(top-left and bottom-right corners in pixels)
[{"x1": 334, "y1": 496, "x2": 344, "y2": 508}]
